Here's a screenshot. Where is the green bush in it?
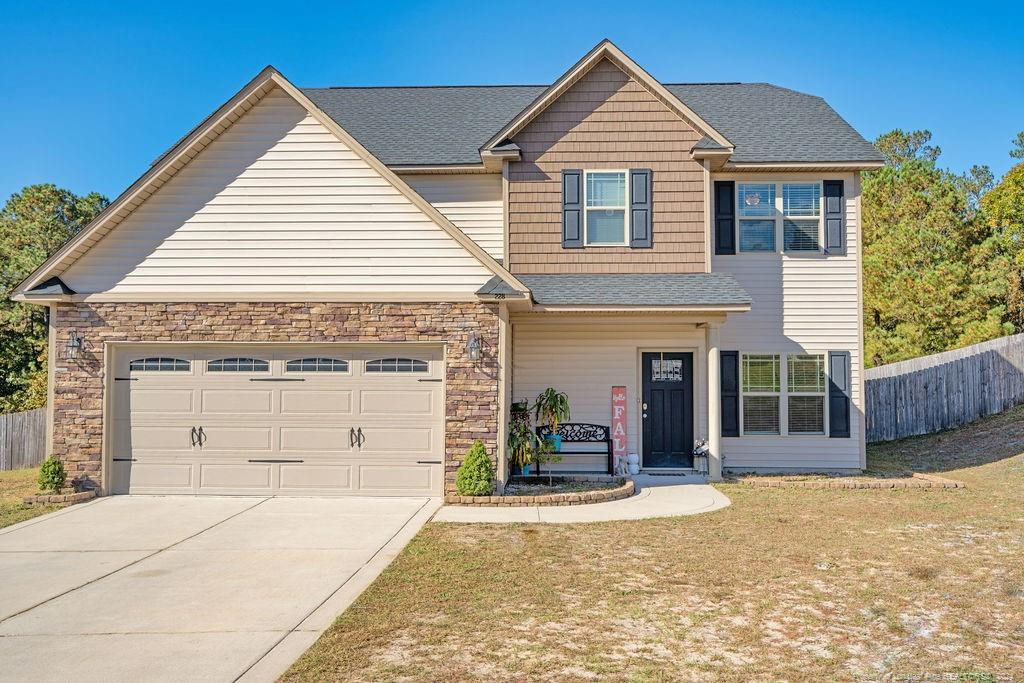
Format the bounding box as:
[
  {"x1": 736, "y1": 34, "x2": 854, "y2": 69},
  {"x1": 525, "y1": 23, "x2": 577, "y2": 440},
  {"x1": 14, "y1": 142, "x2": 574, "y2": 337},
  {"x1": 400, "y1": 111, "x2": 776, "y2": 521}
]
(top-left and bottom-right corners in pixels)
[
  {"x1": 455, "y1": 440, "x2": 494, "y2": 496},
  {"x1": 38, "y1": 456, "x2": 66, "y2": 493}
]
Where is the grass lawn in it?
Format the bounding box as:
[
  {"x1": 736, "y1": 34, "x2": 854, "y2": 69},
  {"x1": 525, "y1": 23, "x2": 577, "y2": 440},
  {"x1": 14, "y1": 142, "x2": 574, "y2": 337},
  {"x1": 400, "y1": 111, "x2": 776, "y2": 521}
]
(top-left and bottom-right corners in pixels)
[
  {"x1": 284, "y1": 408, "x2": 1024, "y2": 682},
  {"x1": 0, "y1": 467, "x2": 63, "y2": 529}
]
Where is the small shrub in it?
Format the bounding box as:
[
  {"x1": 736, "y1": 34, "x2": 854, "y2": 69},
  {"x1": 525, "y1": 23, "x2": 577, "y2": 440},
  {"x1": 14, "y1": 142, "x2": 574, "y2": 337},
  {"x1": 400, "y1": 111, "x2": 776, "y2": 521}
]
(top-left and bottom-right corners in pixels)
[
  {"x1": 38, "y1": 456, "x2": 67, "y2": 494},
  {"x1": 455, "y1": 440, "x2": 494, "y2": 496}
]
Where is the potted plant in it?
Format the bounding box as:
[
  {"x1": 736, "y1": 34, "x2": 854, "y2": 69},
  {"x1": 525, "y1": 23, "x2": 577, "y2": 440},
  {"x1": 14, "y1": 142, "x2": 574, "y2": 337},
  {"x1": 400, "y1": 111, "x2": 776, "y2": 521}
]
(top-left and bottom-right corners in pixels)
[
  {"x1": 534, "y1": 387, "x2": 570, "y2": 452},
  {"x1": 507, "y1": 419, "x2": 536, "y2": 476}
]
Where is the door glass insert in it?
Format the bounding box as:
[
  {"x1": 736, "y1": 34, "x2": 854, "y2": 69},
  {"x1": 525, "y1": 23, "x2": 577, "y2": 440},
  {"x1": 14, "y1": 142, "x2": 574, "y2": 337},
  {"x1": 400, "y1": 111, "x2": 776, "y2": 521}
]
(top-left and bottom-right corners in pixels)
[{"x1": 651, "y1": 358, "x2": 683, "y2": 382}]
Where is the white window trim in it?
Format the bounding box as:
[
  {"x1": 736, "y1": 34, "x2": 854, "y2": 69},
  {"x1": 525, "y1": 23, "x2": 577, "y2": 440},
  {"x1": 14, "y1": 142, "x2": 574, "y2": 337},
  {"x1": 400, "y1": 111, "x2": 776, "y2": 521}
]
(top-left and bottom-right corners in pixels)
[
  {"x1": 786, "y1": 354, "x2": 828, "y2": 436},
  {"x1": 583, "y1": 169, "x2": 630, "y2": 247},
  {"x1": 739, "y1": 351, "x2": 832, "y2": 437},
  {"x1": 734, "y1": 181, "x2": 825, "y2": 255}
]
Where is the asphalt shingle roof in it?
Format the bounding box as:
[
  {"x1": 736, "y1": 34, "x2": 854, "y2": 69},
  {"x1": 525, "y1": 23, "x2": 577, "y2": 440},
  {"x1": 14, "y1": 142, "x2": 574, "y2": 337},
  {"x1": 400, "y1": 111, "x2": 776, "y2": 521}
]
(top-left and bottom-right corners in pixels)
[
  {"x1": 477, "y1": 273, "x2": 751, "y2": 307},
  {"x1": 302, "y1": 82, "x2": 881, "y2": 166}
]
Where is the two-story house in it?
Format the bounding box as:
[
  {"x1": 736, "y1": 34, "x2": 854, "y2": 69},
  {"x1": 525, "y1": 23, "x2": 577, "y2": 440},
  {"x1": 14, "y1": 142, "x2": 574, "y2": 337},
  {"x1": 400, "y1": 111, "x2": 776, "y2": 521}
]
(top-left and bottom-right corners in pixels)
[{"x1": 12, "y1": 40, "x2": 883, "y2": 496}]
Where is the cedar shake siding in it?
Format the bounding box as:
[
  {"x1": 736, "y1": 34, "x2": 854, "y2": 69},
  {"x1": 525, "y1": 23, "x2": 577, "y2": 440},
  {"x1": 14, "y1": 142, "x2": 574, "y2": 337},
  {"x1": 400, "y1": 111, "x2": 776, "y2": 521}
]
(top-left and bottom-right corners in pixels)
[
  {"x1": 507, "y1": 59, "x2": 706, "y2": 274},
  {"x1": 50, "y1": 302, "x2": 500, "y2": 494}
]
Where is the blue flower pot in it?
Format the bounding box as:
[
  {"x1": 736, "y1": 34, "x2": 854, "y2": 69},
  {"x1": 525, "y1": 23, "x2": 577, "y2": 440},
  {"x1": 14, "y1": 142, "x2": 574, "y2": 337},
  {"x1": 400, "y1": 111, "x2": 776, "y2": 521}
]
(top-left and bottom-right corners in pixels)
[
  {"x1": 521, "y1": 463, "x2": 532, "y2": 476},
  {"x1": 546, "y1": 434, "x2": 563, "y2": 452}
]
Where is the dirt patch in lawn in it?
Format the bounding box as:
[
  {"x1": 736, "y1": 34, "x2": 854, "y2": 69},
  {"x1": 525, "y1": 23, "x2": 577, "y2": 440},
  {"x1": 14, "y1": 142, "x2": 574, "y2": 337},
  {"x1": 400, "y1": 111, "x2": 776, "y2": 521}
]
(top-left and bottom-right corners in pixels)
[
  {"x1": 284, "y1": 406, "x2": 1024, "y2": 682},
  {"x1": 0, "y1": 468, "x2": 64, "y2": 529}
]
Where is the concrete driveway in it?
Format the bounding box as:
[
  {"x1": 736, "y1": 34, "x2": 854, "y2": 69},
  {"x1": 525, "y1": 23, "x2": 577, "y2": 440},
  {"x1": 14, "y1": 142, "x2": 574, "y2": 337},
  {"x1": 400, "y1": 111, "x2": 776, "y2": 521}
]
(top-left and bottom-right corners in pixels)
[{"x1": 0, "y1": 495, "x2": 439, "y2": 682}]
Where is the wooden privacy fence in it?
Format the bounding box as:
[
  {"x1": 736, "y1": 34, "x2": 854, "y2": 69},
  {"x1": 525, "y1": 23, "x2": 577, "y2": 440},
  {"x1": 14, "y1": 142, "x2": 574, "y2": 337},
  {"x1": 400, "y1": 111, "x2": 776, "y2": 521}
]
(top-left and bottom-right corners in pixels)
[
  {"x1": 865, "y1": 334, "x2": 1024, "y2": 442},
  {"x1": 0, "y1": 408, "x2": 47, "y2": 470}
]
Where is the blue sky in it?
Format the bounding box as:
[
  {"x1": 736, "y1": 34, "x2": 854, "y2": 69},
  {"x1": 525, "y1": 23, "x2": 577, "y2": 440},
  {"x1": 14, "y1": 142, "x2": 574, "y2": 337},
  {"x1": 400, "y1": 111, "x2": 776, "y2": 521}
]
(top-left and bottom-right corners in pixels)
[{"x1": 2, "y1": 0, "x2": 1022, "y2": 202}]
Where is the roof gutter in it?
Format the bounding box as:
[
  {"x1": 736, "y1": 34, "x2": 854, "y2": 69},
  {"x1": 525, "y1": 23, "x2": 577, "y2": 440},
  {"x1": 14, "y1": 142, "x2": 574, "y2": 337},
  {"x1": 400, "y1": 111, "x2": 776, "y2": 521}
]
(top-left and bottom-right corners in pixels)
[{"x1": 722, "y1": 160, "x2": 885, "y2": 171}]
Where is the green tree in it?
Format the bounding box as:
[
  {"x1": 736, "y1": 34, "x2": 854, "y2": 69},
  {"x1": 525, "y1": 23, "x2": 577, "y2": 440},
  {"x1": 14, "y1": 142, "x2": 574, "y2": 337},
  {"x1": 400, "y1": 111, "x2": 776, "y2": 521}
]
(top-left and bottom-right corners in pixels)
[
  {"x1": 1010, "y1": 131, "x2": 1024, "y2": 160},
  {"x1": 862, "y1": 130, "x2": 1012, "y2": 366},
  {"x1": 0, "y1": 184, "x2": 108, "y2": 411},
  {"x1": 979, "y1": 161, "x2": 1024, "y2": 329}
]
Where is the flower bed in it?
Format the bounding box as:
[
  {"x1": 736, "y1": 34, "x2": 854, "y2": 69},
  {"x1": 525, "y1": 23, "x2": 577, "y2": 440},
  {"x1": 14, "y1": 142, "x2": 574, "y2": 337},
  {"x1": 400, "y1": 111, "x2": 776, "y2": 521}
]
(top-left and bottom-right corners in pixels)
[{"x1": 445, "y1": 475, "x2": 633, "y2": 506}]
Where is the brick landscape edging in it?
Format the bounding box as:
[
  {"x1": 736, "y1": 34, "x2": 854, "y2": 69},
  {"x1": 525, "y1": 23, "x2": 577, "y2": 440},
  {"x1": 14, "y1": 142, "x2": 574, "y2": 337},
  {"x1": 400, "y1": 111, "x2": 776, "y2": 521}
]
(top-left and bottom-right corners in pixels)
[
  {"x1": 738, "y1": 472, "x2": 964, "y2": 489},
  {"x1": 23, "y1": 489, "x2": 98, "y2": 506},
  {"x1": 445, "y1": 478, "x2": 634, "y2": 506}
]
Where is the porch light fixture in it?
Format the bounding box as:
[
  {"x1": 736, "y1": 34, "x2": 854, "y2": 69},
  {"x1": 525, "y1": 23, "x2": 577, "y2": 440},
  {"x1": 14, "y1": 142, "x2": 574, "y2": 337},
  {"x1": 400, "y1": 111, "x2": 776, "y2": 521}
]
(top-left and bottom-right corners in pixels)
[
  {"x1": 64, "y1": 330, "x2": 83, "y2": 360},
  {"x1": 467, "y1": 332, "x2": 482, "y2": 361}
]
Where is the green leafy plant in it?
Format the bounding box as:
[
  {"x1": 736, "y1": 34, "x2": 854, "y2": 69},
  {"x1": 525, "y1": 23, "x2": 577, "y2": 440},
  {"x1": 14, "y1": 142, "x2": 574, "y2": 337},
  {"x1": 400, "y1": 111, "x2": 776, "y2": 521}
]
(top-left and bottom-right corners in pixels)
[
  {"x1": 507, "y1": 419, "x2": 537, "y2": 472},
  {"x1": 533, "y1": 388, "x2": 570, "y2": 433},
  {"x1": 38, "y1": 456, "x2": 66, "y2": 494},
  {"x1": 533, "y1": 436, "x2": 563, "y2": 486},
  {"x1": 455, "y1": 440, "x2": 494, "y2": 496}
]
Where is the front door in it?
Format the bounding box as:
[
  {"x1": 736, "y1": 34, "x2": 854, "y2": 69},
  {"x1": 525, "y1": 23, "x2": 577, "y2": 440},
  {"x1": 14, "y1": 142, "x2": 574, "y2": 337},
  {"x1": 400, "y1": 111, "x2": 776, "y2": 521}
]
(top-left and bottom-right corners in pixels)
[{"x1": 641, "y1": 352, "x2": 694, "y2": 468}]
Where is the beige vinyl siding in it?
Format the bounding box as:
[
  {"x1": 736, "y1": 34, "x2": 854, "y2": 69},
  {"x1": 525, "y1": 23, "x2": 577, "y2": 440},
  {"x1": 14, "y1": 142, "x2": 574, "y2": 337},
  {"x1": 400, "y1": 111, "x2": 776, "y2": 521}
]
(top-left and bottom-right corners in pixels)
[
  {"x1": 506, "y1": 59, "x2": 706, "y2": 274},
  {"x1": 513, "y1": 316, "x2": 707, "y2": 471},
  {"x1": 400, "y1": 174, "x2": 503, "y2": 261},
  {"x1": 712, "y1": 173, "x2": 863, "y2": 470},
  {"x1": 61, "y1": 87, "x2": 493, "y2": 294}
]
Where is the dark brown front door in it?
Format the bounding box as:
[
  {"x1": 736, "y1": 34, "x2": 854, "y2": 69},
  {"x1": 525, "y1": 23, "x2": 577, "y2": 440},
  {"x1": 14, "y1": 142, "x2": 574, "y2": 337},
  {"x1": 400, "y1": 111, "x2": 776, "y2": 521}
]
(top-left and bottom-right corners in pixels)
[{"x1": 641, "y1": 352, "x2": 694, "y2": 468}]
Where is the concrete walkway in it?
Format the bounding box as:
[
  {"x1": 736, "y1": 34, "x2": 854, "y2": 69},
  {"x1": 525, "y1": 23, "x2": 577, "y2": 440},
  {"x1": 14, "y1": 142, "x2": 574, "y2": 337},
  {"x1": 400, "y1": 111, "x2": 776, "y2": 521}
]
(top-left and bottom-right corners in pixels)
[
  {"x1": 0, "y1": 494, "x2": 440, "y2": 683},
  {"x1": 432, "y1": 474, "x2": 730, "y2": 523}
]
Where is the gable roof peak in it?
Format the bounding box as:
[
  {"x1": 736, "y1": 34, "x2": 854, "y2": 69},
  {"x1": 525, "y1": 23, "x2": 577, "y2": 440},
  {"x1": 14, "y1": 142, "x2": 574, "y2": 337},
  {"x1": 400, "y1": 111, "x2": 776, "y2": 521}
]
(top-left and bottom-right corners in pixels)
[{"x1": 480, "y1": 39, "x2": 734, "y2": 155}]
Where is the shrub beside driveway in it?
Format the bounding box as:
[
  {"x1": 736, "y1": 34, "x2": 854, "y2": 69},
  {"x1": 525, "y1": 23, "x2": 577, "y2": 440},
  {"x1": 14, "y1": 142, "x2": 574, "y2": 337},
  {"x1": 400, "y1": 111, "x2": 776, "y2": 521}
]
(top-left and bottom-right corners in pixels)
[
  {"x1": 283, "y1": 406, "x2": 1024, "y2": 682},
  {"x1": 0, "y1": 468, "x2": 64, "y2": 529}
]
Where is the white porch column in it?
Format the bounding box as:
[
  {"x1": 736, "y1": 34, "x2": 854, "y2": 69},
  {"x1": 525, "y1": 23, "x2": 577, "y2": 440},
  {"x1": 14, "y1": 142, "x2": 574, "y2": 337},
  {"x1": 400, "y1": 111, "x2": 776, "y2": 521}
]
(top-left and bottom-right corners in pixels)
[{"x1": 706, "y1": 323, "x2": 723, "y2": 481}]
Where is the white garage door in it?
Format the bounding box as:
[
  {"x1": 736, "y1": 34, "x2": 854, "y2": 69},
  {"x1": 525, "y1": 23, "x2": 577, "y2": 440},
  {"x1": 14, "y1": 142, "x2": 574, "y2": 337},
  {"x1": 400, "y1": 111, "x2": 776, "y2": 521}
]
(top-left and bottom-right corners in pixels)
[{"x1": 110, "y1": 345, "x2": 444, "y2": 496}]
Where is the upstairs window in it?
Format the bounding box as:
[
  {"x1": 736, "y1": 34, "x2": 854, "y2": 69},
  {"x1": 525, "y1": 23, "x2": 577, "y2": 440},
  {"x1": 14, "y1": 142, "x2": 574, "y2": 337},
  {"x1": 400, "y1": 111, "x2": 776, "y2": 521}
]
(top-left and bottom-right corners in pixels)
[
  {"x1": 585, "y1": 171, "x2": 628, "y2": 245},
  {"x1": 738, "y1": 183, "x2": 777, "y2": 252},
  {"x1": 783, "y1": 183, "x2": 821, "y2": 252},
  {"x1": 732, "y1": 181, "x2": 824, "y2": 254}
]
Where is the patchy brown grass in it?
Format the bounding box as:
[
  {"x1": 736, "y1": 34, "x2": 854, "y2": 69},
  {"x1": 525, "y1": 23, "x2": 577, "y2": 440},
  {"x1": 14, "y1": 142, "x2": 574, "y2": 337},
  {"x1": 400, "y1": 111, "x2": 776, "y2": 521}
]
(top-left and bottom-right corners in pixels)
[
  {"x1": 0, "y1": 468, "x2": 62, "y2": 529},
  {"x1": 284, "y1": 407, "x2": 1024, "y2": 682}
]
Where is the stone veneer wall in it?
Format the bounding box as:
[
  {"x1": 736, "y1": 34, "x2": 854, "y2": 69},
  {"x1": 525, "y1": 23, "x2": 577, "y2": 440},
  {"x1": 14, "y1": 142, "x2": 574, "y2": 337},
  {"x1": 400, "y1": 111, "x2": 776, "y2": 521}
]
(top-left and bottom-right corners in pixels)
[{"x1": 50, "y1": 302, "x2": 500, "y2": 494}]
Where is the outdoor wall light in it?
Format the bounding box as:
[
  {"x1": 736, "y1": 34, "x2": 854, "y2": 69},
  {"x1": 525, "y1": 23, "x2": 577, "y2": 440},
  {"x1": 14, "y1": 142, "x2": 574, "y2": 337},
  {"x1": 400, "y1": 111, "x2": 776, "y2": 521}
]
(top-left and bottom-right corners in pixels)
[
  {"x1": 65, "y1": 330, "x2": 83, "y2": 360},
  {"x1": 467, "y1": 332, "x2": 482, "y2": 361}
]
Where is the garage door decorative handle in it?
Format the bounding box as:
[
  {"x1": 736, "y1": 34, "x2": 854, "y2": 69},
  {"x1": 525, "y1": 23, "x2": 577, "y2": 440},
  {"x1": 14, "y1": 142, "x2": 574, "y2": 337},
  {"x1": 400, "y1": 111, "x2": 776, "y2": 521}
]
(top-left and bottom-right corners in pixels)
[
  {"x1": 198, "y1": 426, "x2": 206, "y2": 447},
  {"x1": 357, "y1": 427, "x2": 365, "y2": 446},
  {"x1": 191, "y1": 426, "x2": 199, "y2": 447},
  {"x1": 349, "y1": 427, "x2": 356, "y2": 447}
]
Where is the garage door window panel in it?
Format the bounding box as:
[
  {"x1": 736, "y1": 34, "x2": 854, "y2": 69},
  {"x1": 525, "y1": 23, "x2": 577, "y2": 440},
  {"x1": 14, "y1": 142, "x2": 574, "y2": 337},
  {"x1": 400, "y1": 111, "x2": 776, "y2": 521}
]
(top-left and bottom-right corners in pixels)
[
  {"x1": 129, "y1": 357, "x2": 190, "y2": 372},
  {"x1": 365, "y1": 358, "x2": 429, "y2": 373},
  {"x1": 286, "y1": 358, "x2": 350, "y2": 373},
  {"x1": 207, "y1": 357, "x2": 270, "y2": 372}
]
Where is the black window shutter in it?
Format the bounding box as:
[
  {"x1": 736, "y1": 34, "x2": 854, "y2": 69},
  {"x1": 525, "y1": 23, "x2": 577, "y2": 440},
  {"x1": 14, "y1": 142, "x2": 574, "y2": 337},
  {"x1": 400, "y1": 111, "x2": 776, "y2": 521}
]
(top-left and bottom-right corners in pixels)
[
  {"x1": 629, "y1": 168, "x2": 653, "y2": 248},
  {"x1": 562, "y1": 169, "x2": 583, "y2": 248},
  {"x1": 714, "y1": 181, "x2": 736, "y2": 255},
  {"x1": 823, "y1": 180, "x2": 845, "y2": 255},
  {"x1": 828, "y1": 351, "x2": 851, "y2": 438},
  {"x1": 721, "y1": 350, "x2": 740, "y2": 437}
]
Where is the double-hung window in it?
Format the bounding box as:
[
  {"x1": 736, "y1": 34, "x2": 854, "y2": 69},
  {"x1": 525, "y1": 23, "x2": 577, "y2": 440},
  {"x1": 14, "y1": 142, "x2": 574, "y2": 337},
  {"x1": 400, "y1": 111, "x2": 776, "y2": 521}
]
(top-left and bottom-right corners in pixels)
[
  {"x1": 782, "y1": 183, "x2": 821, "y2": 251},
  {"x1": 585, "y1": 171, "x2": 628, "y2": 245},
  {"x1": 734, "y1": 181, "x2": 823, "y2": 253},
  {"x1": 737, "y1": 183, "x2": 776, "y2": 252},
  {"x1": 741, "y1": 354, "x2": 781, "y2": 434},
  {"x1": 740, "y1": 352, "x2": 828, "y2": 436},
  {"x1": 787, "y1": 354, "x2": 826, "y2": 434}
]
